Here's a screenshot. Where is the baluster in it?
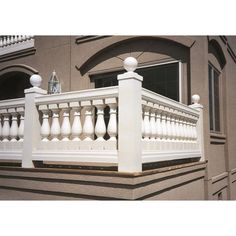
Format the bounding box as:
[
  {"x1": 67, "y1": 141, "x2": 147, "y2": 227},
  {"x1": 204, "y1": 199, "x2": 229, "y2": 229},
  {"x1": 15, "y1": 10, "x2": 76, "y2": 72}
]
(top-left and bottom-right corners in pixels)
[
  {"x1": 170, "y1": 110, "x2": 177, "y2": 141},
  {"x1": 150, "y1": 105, "x2": 157, "y2": 140},
  {"x1": 182, "y1": 115, "x2": 188, "y2": 142},
  {"x1": 8, "y1": 108, "x2": 18, "y2": 142},
  {"x1": 13, "y1": 35, "x2": 17, "y2": 43},
  {"x1": 81, "y1": 101, "x2": 94, "y2": 141},
  {"x1": 3, "y1": 37, "x2": 7, "y2": 47},
  {"x1": 175, "y1": 112, "x2": 181, "y2": 142},
  {"x1": 0, "y1": 38, "x2": 3, "y2": 47},
  {"x1": 16, "y1": 107, "x2": 25, "y2": 142},
  {"x1": 142, "y1": 101, "x2": 151, "y2": 140},
  {"x1": 18, "y1": 35, "x2": 22, "y2": 42},
  {"x1": 165, "y1": 108, "x2": 172, "y2": 141},
  {"x1": 38, "y1": 105, "x2": 50, "y2": 141},
  {"x1": 155, "y1": 104, "x2": 162, "y2": 140},
  {"x1": 10, "y1": 36, "x2": 14, "y2": 44},
  {"x1": 70, "y1": 102, "x2": 82, "y2": 141},
  {"x1": 22, "y1": 35, "x2": 26, "y2": 41},
  {"x1": 93, "y1": 100, "x2": 106, "y2": 141},
  {"x1": 0, "y1": 114, "x2": 2, "y2": 140},
  {"x1": 160, "y1": 106, "x2": 167, "y2": 141},
  {"x1": 59, "y1": 103, "x2": 71, "y2": 141},
  {"x1": 106, "y1": 98, "x2": 118, "y2": 141},
  {"x1": 142, "y1": 106, "x2": 145, "y2": 139},
  {"x1": 178, "y1": 114, "x2": 185, "y2": 142},
  {"x1": 1, "y1": 110, "x2": 10, "y2": 142},
  {"x1": 49, "y1": 104, "x2": 61, "y2": 141}
]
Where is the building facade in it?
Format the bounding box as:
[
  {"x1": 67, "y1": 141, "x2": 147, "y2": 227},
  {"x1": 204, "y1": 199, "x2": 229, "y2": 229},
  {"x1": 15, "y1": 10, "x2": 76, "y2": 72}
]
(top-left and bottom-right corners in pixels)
[{"x1": 0, "y1": 35, "x2": 235, "y2": 200}]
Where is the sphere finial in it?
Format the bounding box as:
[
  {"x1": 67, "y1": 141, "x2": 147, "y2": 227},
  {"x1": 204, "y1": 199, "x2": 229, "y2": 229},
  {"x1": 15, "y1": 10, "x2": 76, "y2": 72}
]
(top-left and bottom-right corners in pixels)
[
  {"x1": 30, "y1": 74, "x2": 42, "y2": 88},
  {"x1": 123, "y1": 57, "x2": 138, "y2": 72},
  {"x1": 192, "y1": 94, "x2": 200, "y2": 104}
]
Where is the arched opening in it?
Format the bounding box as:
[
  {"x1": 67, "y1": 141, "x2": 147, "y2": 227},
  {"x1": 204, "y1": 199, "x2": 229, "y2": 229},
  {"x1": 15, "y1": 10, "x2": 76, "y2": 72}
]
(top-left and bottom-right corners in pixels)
[{"x1": 0, "y1": 71, "x2": 31, "y2": 100}]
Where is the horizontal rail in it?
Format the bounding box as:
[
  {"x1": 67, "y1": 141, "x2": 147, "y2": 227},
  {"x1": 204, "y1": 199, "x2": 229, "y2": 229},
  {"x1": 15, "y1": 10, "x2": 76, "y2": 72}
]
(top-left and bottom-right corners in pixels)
[
  {"x1": 142, "y1": 88, "x2": 199, "y2": 117},
  {"x1": 0, "y1": 97, "x2": 25, "y2": 109},
  {"x1": 35, "y1": 86, "x2": 119, "y2": 105}
]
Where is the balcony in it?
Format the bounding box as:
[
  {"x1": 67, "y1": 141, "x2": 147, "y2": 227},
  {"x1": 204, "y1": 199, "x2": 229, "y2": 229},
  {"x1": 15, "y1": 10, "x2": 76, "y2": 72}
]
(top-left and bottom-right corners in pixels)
[
  {"x1": 0, "y1": 36, "x2": 35, "y2": 61},
  {"x1": 0, "y1": 57, "x2": 204, "y2": 173}
]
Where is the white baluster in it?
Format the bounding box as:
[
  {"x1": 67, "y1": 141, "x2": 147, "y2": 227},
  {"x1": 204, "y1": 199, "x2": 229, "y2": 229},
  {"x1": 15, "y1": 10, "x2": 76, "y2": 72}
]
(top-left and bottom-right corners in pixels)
[
  {"x1": 0, "y1": 38, "x2": 3, "y2": 47},
  {"x1": 106, "y1": 98, "x2": 118, "y2": 141},
  {"x1": 16, "y1": 107, "x2": 25, "y2": 142},
  {"x1": 22, "y1": 35, "x2": 26, "y2": 41},
  {"x1": 8, "y1": 108, "x2": 18, "y2": 142},
  {"x1": 49, "y1": 104, "x2": 61, "y2": 141},
  {"x1": 38, "y1": 105, "x2": 50, "y2": 142},
  {"x1": 182, "y1": 115, "x2": 188, "y2": 142},
  {"x1": 93, "y1": 100, "x2": 106, "y2": 141},
  {"x1": 1, "y1": 110, "x2": 10, "y2": 142},
  {"x1": 155, "y1": 105, "x2": 162, "y2": 140},
  {"x1": 160, "y1": 106, "x2": 167, "y2": 140},
  {"x1": 70, "y1": 102, "x2": 82, "y2": 141},
  {"x1": 10, "y1": 36, "x2": 14, "y2": 44},
  {"x1": 0, "y1": 114, "x2": 2, "y2": 140},
  {"x1": 81, "y1": 101, "x2": 94, "y2": 141},
  {"x1": 141, "y1": 106, "x2": 145, "y2": 139},
  {"x1": 18, "y1": 35, "x2": 22, "y2": 42},
  {"x1": 59, "y1": 103, "x2": 71, "y2": 141},
  {"x1": 170, "y1": 110, "x2": 177, "y2": 141},
  {"x1": 150, "y1": 105, "x2": 157, "y2": 140},
  {"x1": 3, "y1": 37, "x2": 7, "y2": 47},
  {"x1": 165, "y1": 108, "x2": 172, "y2": 141},
  {"x1": 142, "y1": 101, "x2": 151, "y2": 140}
]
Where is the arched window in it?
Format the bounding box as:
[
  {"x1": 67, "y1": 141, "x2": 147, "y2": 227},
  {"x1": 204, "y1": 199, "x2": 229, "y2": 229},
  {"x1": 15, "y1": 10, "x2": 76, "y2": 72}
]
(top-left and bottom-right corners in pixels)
[
  {"x1": 208, "y1": 39, "x2": 226, "y2": 133},
  {"x1": 0, "y1": 65, "x2": 37, "y2": 100}
]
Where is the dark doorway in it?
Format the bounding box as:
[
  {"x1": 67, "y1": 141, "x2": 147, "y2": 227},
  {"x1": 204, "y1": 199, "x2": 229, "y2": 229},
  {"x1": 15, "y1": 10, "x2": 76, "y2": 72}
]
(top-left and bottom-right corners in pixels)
[{"x1": 0, "y1": 71, "x2": 31, "y2": 100}]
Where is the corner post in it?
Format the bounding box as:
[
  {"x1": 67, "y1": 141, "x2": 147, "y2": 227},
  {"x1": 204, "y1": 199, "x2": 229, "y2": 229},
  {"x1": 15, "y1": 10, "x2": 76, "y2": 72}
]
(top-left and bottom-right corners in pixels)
[
  {"x1": 189, "y1": 94, "x2": 205, "y2": 161},
  {"x1": 117, "y1": 57, "x2": 143, "y2": 172},
  {"x1": 22, "y1": 75, "x2": 47, "y2": 168}
]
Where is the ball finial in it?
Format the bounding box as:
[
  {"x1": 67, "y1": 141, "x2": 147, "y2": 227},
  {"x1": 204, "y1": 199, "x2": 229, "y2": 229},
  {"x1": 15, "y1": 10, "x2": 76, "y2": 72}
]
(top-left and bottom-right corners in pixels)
[
  {"x1": 123, "y1": 57, "x2": 138, "y2": 72},
  {"x1": 30, "y1": 74, "x2": 42, "y2": 88},
  {"x1": 192, "y1": 94, "x2": 200, "y2": 104}
]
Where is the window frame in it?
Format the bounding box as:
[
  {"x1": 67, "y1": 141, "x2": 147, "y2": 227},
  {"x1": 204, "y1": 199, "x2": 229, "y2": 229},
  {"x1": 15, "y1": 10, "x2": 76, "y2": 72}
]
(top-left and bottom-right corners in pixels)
[
  {"x1": 208, "y1": 62, "x2": 221, "y2": 133},
  {"x1": 90, "y1": 60, "x2": 183, "y2": 102}
]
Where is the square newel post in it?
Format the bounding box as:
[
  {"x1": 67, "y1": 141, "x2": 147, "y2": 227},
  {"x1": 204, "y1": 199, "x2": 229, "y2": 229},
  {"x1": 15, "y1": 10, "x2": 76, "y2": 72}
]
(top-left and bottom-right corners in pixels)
[
  {"x1": 22, "y1": 74, "x2": 47, "y2": 168},
  {"x1": 117, "y1": 57, "x2": 143, "y2": 172},
  {"x1": 189, "y1": 94, "x2": 205, "y2": 162}
]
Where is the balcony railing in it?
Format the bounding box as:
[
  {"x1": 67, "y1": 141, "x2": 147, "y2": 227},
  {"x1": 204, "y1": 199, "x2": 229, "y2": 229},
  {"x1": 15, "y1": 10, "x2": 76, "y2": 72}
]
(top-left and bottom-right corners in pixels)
[
  {"x1": 0, "y1": 57, "x2": 204, "y2": 172},
  {"x1": 0, "y1": 35, "x2": 34, "y2": 56}
]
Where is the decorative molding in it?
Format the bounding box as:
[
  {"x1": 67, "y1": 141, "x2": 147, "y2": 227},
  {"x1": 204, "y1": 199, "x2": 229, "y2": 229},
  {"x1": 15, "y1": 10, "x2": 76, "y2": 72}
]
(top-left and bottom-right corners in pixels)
[{"x1": 75, "y1": 36, "x2": 111, "y2": 44}]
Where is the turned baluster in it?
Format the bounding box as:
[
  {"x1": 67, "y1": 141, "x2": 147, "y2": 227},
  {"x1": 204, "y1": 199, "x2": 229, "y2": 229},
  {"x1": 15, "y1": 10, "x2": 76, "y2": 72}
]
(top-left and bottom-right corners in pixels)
[
  {"x1": 1, "y1": 110, "x2": 10, "y2": 142},
  {"x1": 70, "y1": 102, "x2": 82, "y2": 141},
  {"x1": 0, "y1": 114, "x2": 2, "y2": 140},
  {"x1": 8, "y1": 108, "x2": 18, "y2": 142},
  {"x1": 175, "y1": 112, "x2": 181, "y2": 141},
  {"x1": 39, "y1": 105, "x2": 50, "y2": 141},
  {"x1": 93, "y1": 99, "x2": 106, "y2": 141},
  {"x1": 165, "y1": 108, "x2": 172, "y2": 141},
  {"x1": 0, "y1": 38, "x2": 3, "y2": 47},
  {"x1": 106, "y1": 98, "x2": 118, "y2": 141},
  {"x1": 142, "y1": 101, "x2": 151, "y2": 140},
  {"x1": 81, "y1": 101, "x2": 94, "y2": 141},
  {"x1": 59, "y1": 103, "x2": 71, "y2": 141},
  {"x1": 182, "y1": 115, "x2": 188, "y2": 142},
  {"x1": 16, "y1": 107, "x2": 25, "y2": 142},
  {"x1": 150, "y1": 105, "x2": 157, "y2": 140},
  {"x1": 49, "y1": 104, "x2": 61, "y2": 141},
  {"x1": 155, "y1": 104, "x2": 162, "y2": 140},
  {"x1": 160, "y1": 106, "x2": 167, "y2": 140},
  {"x1": 6, "y1": 36, "x2": 10, "y2": 46},
  {"x1": 170, "y1": 110, "x2": 177, "y2": 141}
]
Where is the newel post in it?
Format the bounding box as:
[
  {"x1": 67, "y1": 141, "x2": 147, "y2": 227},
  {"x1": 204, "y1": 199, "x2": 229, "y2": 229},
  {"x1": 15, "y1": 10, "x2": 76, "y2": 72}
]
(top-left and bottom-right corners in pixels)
[
  {"x1": 117, "y1": 57, "x2": 143, "y2": 172},
  {"x1": 22, "y1": 74, "x2": 47, "y2": 168},
  {"x1": 189, "y1": 94, "x2": 205, "y2": 161}
]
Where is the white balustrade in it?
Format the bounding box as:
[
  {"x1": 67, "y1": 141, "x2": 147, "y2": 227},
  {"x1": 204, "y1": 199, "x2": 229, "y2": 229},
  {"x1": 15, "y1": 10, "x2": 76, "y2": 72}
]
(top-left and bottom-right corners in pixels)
[
  {"x1": 1, "y1": 110, "x2": 10, "y2": 142},
  {"x1": 142, "y1": 101, "x2": 151, "y2": 140},
  {"x1": 150, "y1": 106, "x2": 157, "y2": 140},
  {"x1": 0, "y1": 36, "x2": 34, "y2": 56}
]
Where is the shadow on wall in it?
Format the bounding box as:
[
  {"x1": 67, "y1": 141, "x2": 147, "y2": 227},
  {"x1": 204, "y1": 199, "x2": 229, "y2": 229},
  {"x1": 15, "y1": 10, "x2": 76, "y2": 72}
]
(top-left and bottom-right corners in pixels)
[{"x1": 0, "y1": 71, "x2": 31, "y2": 100}]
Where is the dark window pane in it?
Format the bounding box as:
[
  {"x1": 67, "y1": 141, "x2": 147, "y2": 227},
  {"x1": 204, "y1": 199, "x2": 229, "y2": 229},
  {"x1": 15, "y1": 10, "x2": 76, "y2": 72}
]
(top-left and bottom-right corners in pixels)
[
  {"x1": 91, "y1": 62, "x2": 179, "y2": 101},
  {"x1": 209, "y1": 65, "x2": 214, "y2": 131},
  {"x1": 214, "y1": 71, "x2": 220, "y2": 131}
]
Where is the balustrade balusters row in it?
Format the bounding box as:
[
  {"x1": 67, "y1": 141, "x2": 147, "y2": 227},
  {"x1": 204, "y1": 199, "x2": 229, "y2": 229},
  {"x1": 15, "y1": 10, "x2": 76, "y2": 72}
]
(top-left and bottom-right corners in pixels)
[
  {"x1": 38, "y1": 98, "x2": 118, "y2": 142},
  {"x1": 0, "y1": 36, "x2": 33, "y2": 48},
  {"x1": 0, "y1": 107, "x2": 25, "y2": 142},
  {"x1": 141, "y1": 100, "x2": 198, "y2": 143}
]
